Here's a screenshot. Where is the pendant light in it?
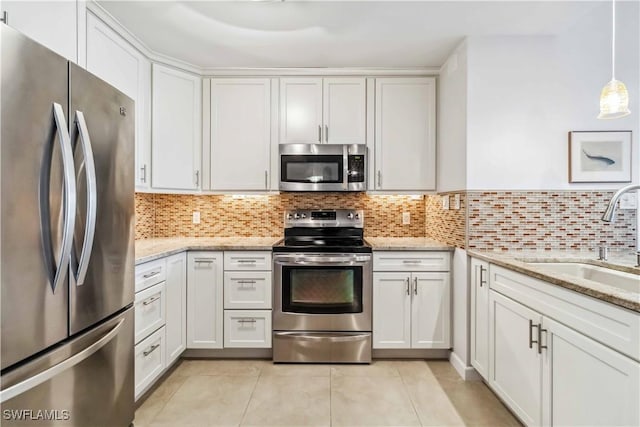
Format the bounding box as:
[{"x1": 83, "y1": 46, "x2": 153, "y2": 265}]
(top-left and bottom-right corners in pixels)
[{"x1": 598, "y1": 0, "x2": 631, "y2": 119}]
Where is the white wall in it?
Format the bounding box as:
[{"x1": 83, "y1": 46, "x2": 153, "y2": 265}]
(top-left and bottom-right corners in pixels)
[
  {"x1": 465, "y1": 1, "x2": 639, "y2": 190},
  {"x1": 437, "y1": 41, "x2": 468, "y2": 193}
]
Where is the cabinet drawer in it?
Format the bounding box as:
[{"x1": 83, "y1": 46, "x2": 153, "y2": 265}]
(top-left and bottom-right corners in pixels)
[
  {"x1": 135, "y1": 258, "x2": 166, "y2": 292},
  {"x1": 224, "y1": 310, "x2": 272, "y2": 348},
  {"x1": 135, "y1": 326, "x2": 165, "y2": 400},
  {"x1": 224, "y1": 271, "x2": 272, "y2": 309},
  {"x1": 373, "y1": 251, "x2": 450, "y2": 272},
  {"x1": 224, "y1": 251, "x2": 272, "y2": 271},
  {"x1": 490, "y1": 264, "x2": 640, "y2": 361},
  {"x1": 134, "y1": 282, "x2": 166, "y2": 344}
]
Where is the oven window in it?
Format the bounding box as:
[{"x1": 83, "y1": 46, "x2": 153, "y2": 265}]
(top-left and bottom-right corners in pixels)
[
  {"x1": 282, "y1": 266, "x2": 363, "y2": 314},
  {"x1": 281, "y1": 155, "x2": 343, "y2": 183}
]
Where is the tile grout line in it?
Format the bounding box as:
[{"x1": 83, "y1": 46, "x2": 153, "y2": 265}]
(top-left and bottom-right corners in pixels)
[
  {"x1": 329, "y1": 369, "x2": 333, "y2": 427},
  {"x1": 236, "y1": 364, "x2": 262, "y2": 427},
  {"x1": 398, "y1": 367, "x2": 425, "y2": 427}
]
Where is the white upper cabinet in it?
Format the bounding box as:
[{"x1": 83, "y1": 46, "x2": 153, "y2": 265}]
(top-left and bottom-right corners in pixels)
[
  {"x1": 374, "y1": 77, "x2": 436, "y2": 191},
  {"x1": 210, "y1": 78, "x2": 272, "y2": 191},
  {"x1": 152, "y1": 64, "x2": 202, "y2": 191},
  {"x1": 2, "y1": 0, "x2": 78, "y2": 62},
  {"x1": 323, "y1": 78, "x2": 366, "y2": 145},
  {"x1": 280, "y1": 77, "x2": 366, "y2": 145},
  {"x1": 86, "y1": 12, "x2": 151, "y2": 190},
  {"x1": 279, "y1": 78, "x2": 323, "y2": 144}
]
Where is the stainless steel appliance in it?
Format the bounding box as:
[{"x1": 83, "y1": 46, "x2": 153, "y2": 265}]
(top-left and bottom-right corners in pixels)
[
  {"x1": 279, "y1": 144, "x2": 366, "y2": 192},
  {"x1": 273, "y1": 209, "x2": 372, "y2": 363},
  {"x1": 1, "y1": 25, "x2": 134, "y2": 426}
]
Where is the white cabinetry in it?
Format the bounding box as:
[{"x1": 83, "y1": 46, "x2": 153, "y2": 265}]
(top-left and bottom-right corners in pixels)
[
  {"x1": 373, "y1": 77, "x2": 436, "y2": 191},
  {"x1": 470, "y1": 258, "x2": 489, "y2": 379},
  {"x1": 372, "y1": 251, "x2": 450, "y2": 350},
  {"x1": 223, "y1": 251, "x2": 272, "y2": 348},
  {"x1": 2, "y1": 0, "x2": 78, "y2": 62},
  {"x1": 471, "y1": 256, "x2": 640, "y2": 426},
  {"x1": 280, "y1": 77, "x2": 366, "y2": 144},
  {"x1": 165, "y1": 253, "x2": 187, "y2": 366},
  {"x1": 152, "y1": 64, "x2": 202, "y2": 190},
  {"x1": 210, "y1": 78, "x2": 272, "y2": 191},
  {"x1": 187, "y1": 252, "x2": 223, "y2": 349},
  {"x1": 86, "y1": 12, "x2": 151, "y2": 189}
]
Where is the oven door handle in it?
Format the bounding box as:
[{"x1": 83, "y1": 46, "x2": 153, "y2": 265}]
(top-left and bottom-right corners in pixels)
[
  {"x1": 275, "y1": 333, "x2": 371, "y2": 342},
  {"x1": 274, "y1": 255, "x2": 371, "y2": 266}
]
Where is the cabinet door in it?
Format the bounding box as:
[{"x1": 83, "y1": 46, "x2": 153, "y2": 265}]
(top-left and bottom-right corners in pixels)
[
  {"x1": 374, "y1": 77, "x2": 436, "y2": 191},
  {"x1": 411, "y1": 273, "x2": 450, "y2": 349},
  {"x1": 542, "y1": 317, "x2": 640, "y2": 427},
  {"x1": 86, "y1": 12, "x2": 151, "y2": 190},
  {"x1": 489, "y1": 290, "x2": 543, "y2": 426},
  {"x1": 165, "y1": 253, "x2": 187, "y2": 365},
  {"x1": 323, "y1": 78, "x2": 366, "y2": 145},
  {"x1": 210, "y1": 78, "x2": 271, "y2": 190},
  {"x1": 2, "y1": 0, "x2": 77, "y2": 62},
  {"x1": 152, "y1": 64, "x2": 202, "y2": 190},
  {"x1": 470, "y1": 258, "x2": 490, "y2": 379},
  {"x1": 187, "y1": 252, "x2": 223, "y2": 349},
  {"x1": 373, "y1": 273, "x2": 411, "y2": 349},
  {"x1": 279, "y1": 78, "x2": 323, "y2": 144}
]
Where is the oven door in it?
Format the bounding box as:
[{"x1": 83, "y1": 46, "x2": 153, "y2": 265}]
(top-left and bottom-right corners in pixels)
[
  {"x1": 273, "y1": 253, "x2": 372, "y2": 331},
  {"x1": 279, "y1": 144, "x2": 348, "y2": 191}
]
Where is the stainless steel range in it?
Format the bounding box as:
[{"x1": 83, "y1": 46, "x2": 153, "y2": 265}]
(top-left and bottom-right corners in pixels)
[{"x1": 272, "y1": 209, "x2": 372, "y2": 363}]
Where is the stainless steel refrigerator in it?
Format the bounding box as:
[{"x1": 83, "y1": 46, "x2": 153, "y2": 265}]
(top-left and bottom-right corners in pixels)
[{"x1": 0, "y1": 24, "x2": 135, "y2": 426}]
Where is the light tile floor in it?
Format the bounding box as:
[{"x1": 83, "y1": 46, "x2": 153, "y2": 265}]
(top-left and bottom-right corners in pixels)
[{"x1": 134, "y1": 360, "x2": 521, "y2": 427}]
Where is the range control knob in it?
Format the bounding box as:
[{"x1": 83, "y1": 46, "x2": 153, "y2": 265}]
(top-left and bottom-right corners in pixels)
[
  {"x1": 301, "y1": 213, "x2": 307, "y2": 219},
  {"x1": 347, "y1": 212, "x2": 355, "y2": 220},
  {"x1": 293, "y1": 213, "x2": 300, "y2": 220},
  {"x1": 355, "y1": 213, "x2": 360, "y2": 220},
  {"x1": 287, "y1": 213, "x2": 293, "y2": 220}
]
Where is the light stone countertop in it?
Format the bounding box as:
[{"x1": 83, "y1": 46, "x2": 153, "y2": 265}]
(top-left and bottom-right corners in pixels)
[
  {"x1": 467, "y1": 249, "x2": 640, "y2": 313},
  {"x1": 365, "y1": 237, "x2": 454, "y2": 251},
  {"x1": 135, "y1": 237, "x2": 282, "y2": 265}
]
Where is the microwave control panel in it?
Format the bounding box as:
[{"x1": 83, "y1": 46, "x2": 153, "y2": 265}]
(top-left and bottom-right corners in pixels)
[{"x1": 348, "y1": 155, "x2": 365, "y2": 183}]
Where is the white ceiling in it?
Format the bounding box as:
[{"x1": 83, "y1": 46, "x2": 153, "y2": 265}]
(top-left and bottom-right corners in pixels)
[{"x1": 97, "y1": 0, "x2": 604, "y2": 69}]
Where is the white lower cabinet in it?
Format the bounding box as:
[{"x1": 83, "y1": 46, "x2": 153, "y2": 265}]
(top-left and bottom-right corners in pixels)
[
  {"x1": 187, "y1": 252, "x2": 223, "y2": 349},
  {"x1": 488, "y1": 290, "x2": 543, "y2": 426},
  {"x1": 470, "y1": 258, "x2": 489, "y2": 379},
  {"x1": 542, "y1": 317, "x2": 640, "y2": 427},
  {"x1": 134, "y1": 326, "x2": 165, "y2": 400},
  {"x1": 165, "y1": 252, "x2": 187, "y2": 366},
  {"x1": 475, "y1": 256, "x2": 640, "y2": 427},
  {"x1": 134, "y1": 282, "x2": 166, "y2": 345},
  {"x1": 224, "y1": 310, "x2": 272, "y2": 348},
  {"x1": 372, "y1": 269, "x2": 450, "y2": 349}
]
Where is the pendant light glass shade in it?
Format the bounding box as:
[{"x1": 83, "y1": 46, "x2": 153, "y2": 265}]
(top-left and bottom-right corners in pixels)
[
  {"x1": 598, "y1": 79, "x2": 631, "y2": 119},
  {"x1": 598, "y1": 0, "x2": 631, "y2": 119}
]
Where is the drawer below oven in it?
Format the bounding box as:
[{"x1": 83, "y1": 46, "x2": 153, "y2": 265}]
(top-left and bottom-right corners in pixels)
[{"x1": 273, "y1": 332, "x2": 371, "y2": 363}]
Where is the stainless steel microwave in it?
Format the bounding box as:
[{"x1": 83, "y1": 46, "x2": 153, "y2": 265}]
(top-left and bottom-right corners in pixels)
[{"x1": 279, "y1": 144, "x2": 366, "y2": 192}]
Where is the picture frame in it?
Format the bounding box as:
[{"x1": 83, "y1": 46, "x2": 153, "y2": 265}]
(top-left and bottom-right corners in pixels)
[{"x1": 568, "y1": 131, "x2": 632, "y2": 183}]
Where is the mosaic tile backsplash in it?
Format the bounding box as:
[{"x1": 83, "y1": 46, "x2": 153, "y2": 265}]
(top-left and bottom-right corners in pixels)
[
  {"x1": 135, "y1": 193, "x2": 426, "y2": 240},
  {"x1": 424, "y1": 193, "x2": 467, "y2": 249},
  {"x1": 467, "y1": 191, "x2": 637, "y2": 251}
]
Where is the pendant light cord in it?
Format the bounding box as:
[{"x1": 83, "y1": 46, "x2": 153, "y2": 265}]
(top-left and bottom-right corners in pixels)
[{"x1": 611, "y1": 0, "x2": 616, "y2": 79}]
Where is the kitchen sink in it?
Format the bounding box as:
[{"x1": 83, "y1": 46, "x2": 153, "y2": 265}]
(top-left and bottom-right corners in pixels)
[{"x1": 528, "y1": 262, "x2": 639, "y2": 293}]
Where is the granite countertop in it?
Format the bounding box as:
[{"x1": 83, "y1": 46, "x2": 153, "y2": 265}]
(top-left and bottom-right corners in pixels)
[
  {"x1": 135, "y1": 237, "x2": 282, "y2": 265},
  {"x1": 467, "y1": 249, "x2": 640, "y2": 313},
  {"x1": 365, "y1": 237, "x2": 454, "y2": 251}
]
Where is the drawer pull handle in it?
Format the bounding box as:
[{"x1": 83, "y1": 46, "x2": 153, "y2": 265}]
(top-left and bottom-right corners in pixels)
[
  {"x1": 238, "y1": 318, "x2": 257, "y2": 324},
  {"x1": 236, "y1": 259, "x2": 257, "y2": 264},
  {"x1": 143, "y1": 344, "x2": 160, "y2": 357},
  {"x1": 402, "y1": 260, "x2": 422, "y2": 264},
  {"x1": 194, "y1": 259, "x2": 214, "y2": 264},
  {"x1": 142, "y1": 270, "x2": 161, "y2": 279},
  {"x1": 142, "y1": 295, "x2": 160, "y2": 306},
  {"x1": 237, "y1": 280, "x2": 257, "y2": 285}
]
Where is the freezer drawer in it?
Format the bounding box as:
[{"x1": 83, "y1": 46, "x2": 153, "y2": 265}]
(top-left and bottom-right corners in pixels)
[
  {"x1": 134, "y1": 282, "x2": 166, "y2": 344},
  {"x1": 0, "y1": 307, "x2": 134, "y2": 426}
]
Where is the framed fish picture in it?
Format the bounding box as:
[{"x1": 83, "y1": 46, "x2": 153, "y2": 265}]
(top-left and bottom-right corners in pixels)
[{"x1": 568, "y1": 131, "x2": 632, "y2": 183}]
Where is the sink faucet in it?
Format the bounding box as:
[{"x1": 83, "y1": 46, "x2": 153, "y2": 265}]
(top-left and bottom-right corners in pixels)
[{"x1": 601, "y1": 183, "x2": 640, "y2": 266}]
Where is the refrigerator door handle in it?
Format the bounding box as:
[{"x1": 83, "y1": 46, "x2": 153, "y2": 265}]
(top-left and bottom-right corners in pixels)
[
  {"x1": 0, "y1": 317, "x2": 125, "y2": 403},
  {"x1": 49, "y1": 103, "x2": 77, "y2": 293},
  {"x1": 71, "y1": 111, "x2": 97, "y2": 286}
]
